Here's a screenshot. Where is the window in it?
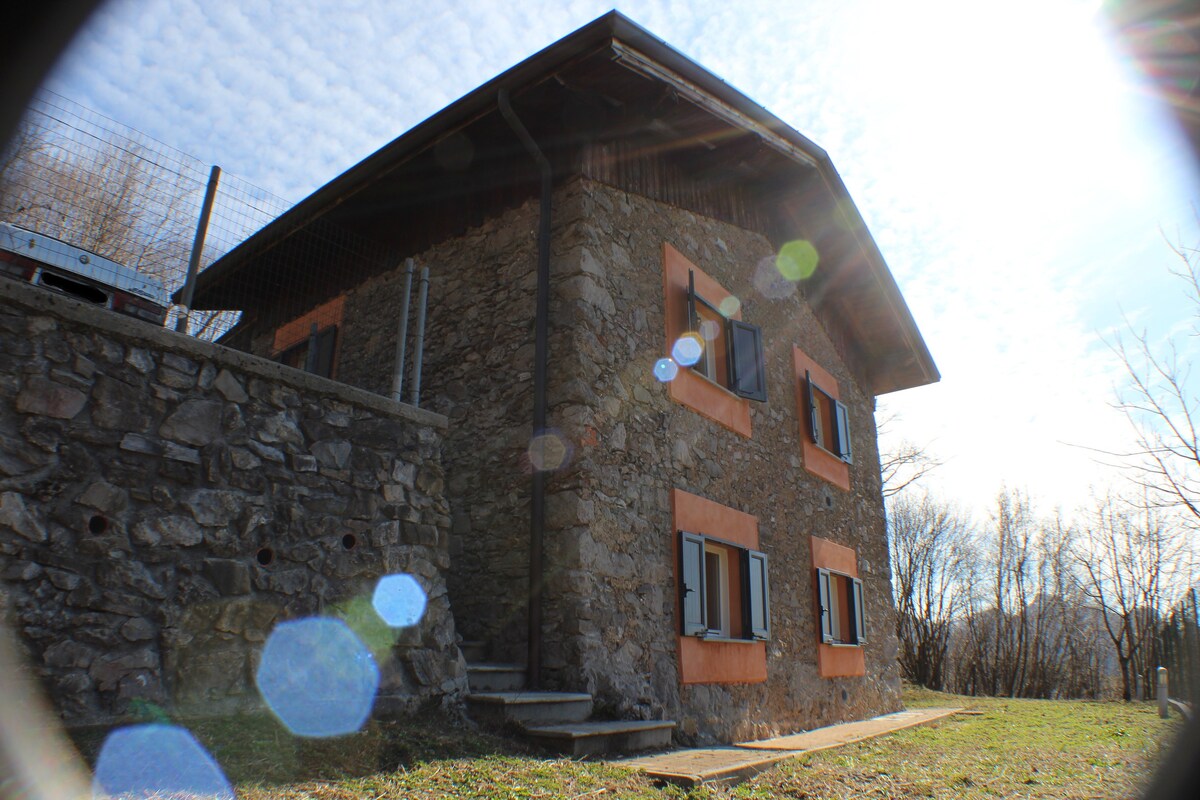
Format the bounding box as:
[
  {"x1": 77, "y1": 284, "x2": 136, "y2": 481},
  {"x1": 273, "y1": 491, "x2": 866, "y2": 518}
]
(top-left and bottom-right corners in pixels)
[
  {"x1": 805, "y1": 370, "x2": 852, "y2": 464},
  {"x1": 687, "y1": 269, "x2": 768, "y2": 402},
  {"x1": 680, "y1": 530, "x2": 770, "y2": 641},
  {"x1": 816, "y1": 568, "x2": 866, "y2": 646},
  {"x1": 279, "y1": 324, "x2": 338, "y2": 378}
]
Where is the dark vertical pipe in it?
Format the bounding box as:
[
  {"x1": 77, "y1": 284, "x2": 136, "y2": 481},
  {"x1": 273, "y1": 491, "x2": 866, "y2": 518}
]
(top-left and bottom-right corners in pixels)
[
  {"x1": 175, "y1": 164, "x2": 221, "y2": 332},
  {"x1": 498, "y1": 88, "x2": 551, "y2": 689}
]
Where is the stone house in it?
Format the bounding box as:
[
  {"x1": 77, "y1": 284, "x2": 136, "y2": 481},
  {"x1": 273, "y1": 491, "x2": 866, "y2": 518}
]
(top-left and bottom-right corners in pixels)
[{"x1": 189, "y1": 12, "x2": 938, "y2": 745}]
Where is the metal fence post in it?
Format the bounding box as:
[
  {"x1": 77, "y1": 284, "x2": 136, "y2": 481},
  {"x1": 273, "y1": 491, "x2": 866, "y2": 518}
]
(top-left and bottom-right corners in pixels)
[
  {"x1": 1159, "y1": 666, "x2": 1169, "y2": 719},
  {"x1": 175, "y1": 165, "x2": 221, "y2": 333},
  {"x1": 410, "y1": 265, "x2": 429, "y2": 407},
  {"x1": 390, "y1": 258, "x2": 415, "y2": 402}
]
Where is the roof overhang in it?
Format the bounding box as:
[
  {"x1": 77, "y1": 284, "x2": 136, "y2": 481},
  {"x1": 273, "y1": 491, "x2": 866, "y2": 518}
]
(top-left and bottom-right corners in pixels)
[{"x1": 189, "y1": 10, "x2": 938, "y2": 395}]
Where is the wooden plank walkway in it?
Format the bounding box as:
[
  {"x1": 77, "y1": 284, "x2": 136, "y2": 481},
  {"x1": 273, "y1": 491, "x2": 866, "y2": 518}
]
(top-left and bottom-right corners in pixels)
[{"x1": 618, "y1": 707, "x2": 963, "y2": 787}]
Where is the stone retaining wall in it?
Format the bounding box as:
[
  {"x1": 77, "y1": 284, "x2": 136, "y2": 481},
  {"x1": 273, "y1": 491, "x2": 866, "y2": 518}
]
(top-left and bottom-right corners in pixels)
[{"x1": 0, "y1": 275, "x2": 466, "y2": 726}]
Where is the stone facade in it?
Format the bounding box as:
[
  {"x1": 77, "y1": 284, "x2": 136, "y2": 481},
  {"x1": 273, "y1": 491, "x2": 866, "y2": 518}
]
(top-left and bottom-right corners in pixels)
[
  {"x1": 535, "y1": 178, "x2": 901, "y2": 743},
  {"x1": 0, "y1": 276, "x2": 467, "y2": 726},
  {"x1": 249, "y1": 176, "x2": 901, "y2": 744}
]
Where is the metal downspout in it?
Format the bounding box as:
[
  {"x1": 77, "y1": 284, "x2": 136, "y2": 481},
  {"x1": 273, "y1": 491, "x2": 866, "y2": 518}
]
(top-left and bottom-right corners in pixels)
[{"x1": 498, "y1": 88, "x2": 551, "y2": 690}]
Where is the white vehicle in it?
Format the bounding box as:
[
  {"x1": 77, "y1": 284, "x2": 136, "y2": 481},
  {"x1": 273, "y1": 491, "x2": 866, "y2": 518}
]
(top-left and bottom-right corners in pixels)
[{"x1": 0, "y1": 221, "x2": 169, "y2": 324}]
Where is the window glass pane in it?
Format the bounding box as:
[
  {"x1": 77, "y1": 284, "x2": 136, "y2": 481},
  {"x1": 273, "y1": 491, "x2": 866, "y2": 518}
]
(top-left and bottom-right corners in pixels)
[{"x1": 704, "y1": 549, "x2": 724, "y2": 635}]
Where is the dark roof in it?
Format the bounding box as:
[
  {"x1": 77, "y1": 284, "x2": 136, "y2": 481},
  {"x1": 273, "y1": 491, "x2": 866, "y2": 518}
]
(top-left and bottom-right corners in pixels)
[{"x1": 191, "y1": 10, "x2": 938, "y2": 395}]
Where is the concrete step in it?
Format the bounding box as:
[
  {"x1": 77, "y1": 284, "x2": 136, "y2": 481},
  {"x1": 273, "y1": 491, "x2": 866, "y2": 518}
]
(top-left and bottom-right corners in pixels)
[
  {"x1": 466, "y1": 691, "x2": 594, "y2": 727},
  {"x1": 459, "y1": 640, "x2": 488, "y2": 662},
  {"x1": 467, "y1": 663, "x2": 527, "y2": 692},
  {"x1": 523, "y1": 719, "x2": 677, "y2": 757}
]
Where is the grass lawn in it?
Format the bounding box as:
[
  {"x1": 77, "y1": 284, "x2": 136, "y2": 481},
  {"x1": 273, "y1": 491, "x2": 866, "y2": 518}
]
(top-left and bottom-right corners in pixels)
[
  {"x1": 731, "y1": 687, "x2": 1183, "y2": 799},
  {"x1": 79, "y1": 686, "x2": 1183, "y2": 799}
]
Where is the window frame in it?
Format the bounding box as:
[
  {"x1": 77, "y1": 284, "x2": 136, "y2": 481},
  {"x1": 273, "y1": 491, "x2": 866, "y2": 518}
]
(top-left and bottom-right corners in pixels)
[
  {"x1": 687, "y1": 269, "x2": 767, "y2": 403},
  {"x1": 680, "y1": 529, "x2": 770, "y2": 642},
  {"x1": 805, "y1": 370, "x2": 852, "y2": 464},
  {"x1": 279, "y1": 323, "x2": 339, "y2": 379},
  {"x1": 816, "y1": 567, "x2": 866, "y2": 646}
]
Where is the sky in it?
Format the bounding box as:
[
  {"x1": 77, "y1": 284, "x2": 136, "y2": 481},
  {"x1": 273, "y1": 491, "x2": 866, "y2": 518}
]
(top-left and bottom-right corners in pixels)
[{"x1": 38, "y1": 0, "x2": 1200, "y2": 525}]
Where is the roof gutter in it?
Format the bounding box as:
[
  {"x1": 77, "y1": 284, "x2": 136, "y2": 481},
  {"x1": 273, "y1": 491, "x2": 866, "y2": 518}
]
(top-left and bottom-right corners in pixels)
[{"x1": 497, "y1": 87, "x2": 551, "y2": 690}]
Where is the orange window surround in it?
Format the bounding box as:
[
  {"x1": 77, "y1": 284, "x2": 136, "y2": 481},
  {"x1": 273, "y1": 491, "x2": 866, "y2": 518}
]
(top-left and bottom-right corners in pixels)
[
  {"x1": 811, "y1": 536, "x2": 865, "y2": 678},
  {"x1": 793, "y1": 346, "x2": 850, "y2": 491},
  {"x1": 272, "y1": 295, "x2": 346, "y2": 376},
  {"x1": 672, "y1": 488, "x2": 767, "y2": 685},
  {"x1": 662, "y1": 243, "x2": 752, "y2": 438}
]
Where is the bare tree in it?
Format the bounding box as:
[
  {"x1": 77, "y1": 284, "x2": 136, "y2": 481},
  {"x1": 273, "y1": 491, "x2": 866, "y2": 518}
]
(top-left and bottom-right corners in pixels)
[
  {"x1": 889, "y1": 491, "x2": 970, "y2": 689},
  {"x1": 1075, "y1": 492, "x2": 1184, "y2": 700},
  {"x1": 1110, "y1": 241, "x2": 1200, "y2": 524},
  {"x1": 0, "y1": 117, "x2": 198, "y2": 283},
  {"x1": 877, "y1": 412, "x2": 944, "y2": 497}
]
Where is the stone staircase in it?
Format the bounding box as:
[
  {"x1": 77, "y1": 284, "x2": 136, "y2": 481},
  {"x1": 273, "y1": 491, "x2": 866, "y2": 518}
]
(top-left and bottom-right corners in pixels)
[{"x1": 460, "y1": 640, "x2": 675, "y2": 757}]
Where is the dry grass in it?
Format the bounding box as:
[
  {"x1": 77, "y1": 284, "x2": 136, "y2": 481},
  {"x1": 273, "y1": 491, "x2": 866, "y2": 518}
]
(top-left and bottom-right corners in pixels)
[
  {"x1": 72, "y1": 687, "x2": 1185, "y2": 799},
  {"x1": 728, "y1": 687, "x2": 1184, "y2": 800}
]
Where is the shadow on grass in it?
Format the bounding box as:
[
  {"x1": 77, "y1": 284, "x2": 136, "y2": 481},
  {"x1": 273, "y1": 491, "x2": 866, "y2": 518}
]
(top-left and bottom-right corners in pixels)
[{"x1": 67, "y1": 704, "x2": 536, "y2": 788}]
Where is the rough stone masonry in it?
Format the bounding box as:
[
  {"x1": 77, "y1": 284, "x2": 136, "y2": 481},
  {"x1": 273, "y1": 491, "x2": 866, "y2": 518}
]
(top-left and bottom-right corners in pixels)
[{"x1": 0, "y1": 275, "x2": 467, "y2": 726}]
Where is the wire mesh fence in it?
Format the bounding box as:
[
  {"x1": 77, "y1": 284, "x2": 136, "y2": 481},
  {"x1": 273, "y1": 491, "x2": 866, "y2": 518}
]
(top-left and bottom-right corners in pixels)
[
  {"x1": 0, "y1": 90, "x2": 398, "y2": 349},
  {"x1": 0, "y1": 90, "x2": 434, "y2": 403}
]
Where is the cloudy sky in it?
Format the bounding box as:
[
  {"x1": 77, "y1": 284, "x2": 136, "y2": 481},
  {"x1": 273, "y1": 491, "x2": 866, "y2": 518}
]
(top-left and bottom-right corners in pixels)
[{"x1": 39, "y1": 0, "x2": 1200, "y2": 522}]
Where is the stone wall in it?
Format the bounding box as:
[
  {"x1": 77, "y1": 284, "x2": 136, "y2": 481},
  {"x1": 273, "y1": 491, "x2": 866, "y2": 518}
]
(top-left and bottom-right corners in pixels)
[
  {"x1": 202, "y1": 174, "x2": 904, "y2": 744},
  {"x1": 0, "y1": 276, "x2": 466, "y2": 726},
  {"x1": 535, "y1": 178, "x2": 902, "y2": 744}
]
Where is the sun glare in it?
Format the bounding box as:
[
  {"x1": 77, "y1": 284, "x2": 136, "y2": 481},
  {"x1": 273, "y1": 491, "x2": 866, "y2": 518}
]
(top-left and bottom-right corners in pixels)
[{"x1": 844, "y1": 0, "x2": 1159, "y2": 245}]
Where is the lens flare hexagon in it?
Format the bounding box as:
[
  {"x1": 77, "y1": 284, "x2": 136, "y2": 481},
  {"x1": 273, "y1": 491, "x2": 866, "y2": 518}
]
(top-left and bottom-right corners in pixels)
[
  {"x1": 93, "y1": 724, "x2": 232, "y2": 800},
  {"x1": 372, "y1": 573, "x2": 429, "y2": 628},
  {"x1": 527, "y1": 430, "x2": 571, "y2": 471},
  {"x1": 255, "y1": 617, "x2": 379, "y2": 738},
  {"x1": 672, "y1": 333, "x2": 704, "y2": 366},
  {"x1": 775, "y1": 239, "x2": 820, "y2": 281},
  {"x1": 718, "y1": 296, "x2": 741, "y2": 317},
  {"x1": 653, "y1": 358, "x2": 679, "y2": 382},
  {"x1": 754, "y1": 255, "x2": 796, "y2": 299}
]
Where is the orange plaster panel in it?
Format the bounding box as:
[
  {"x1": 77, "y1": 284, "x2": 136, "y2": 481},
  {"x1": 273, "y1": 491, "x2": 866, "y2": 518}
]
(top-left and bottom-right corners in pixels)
[
  {"x1": 671, "y1": 488, "x2": 766, "y2": 684},
  {"x1": 680, "y1": 638, "x2": 767, "y2": 684},
  {"x1": 273, "y1": 295, "x2": 346, "y2": 352},
  {"x1": 792, "y1": 346, "x2": 850, "y2": 491},
  {"x1": 810, "y1": 537, "x2": 858, "y2": 577},
  {"x1": 817, "y1": 644, "x2": 865, "y2": 677},
  {"x1": 672, "y1": 488, "x2": 758, "y2": 549},
  {"x1": 662, "y1": 243, "x2": 751, "y2": 438}
]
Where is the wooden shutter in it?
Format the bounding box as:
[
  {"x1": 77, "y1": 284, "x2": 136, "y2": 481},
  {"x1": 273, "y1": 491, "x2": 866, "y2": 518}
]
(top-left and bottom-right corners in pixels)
[
  {"x1": 817, "y1": 567, "x2": 834, "y2": 643},
  {"x1": 729, "y1": 320, "x2": 767, "y2": 402},
  {"x1": 747, "y1": 549, "x2": 770, "y2": 640},
  {"x1": 313, "y1": 326, "x2": 338, "y2": 378},
  {"x1": 680, "y1": 531, "x2": 706, "y2": 636},
  {"x1": 834, "y1": 399, "x2": 852, "y2": 464},
  {"x1": 852, "y1": 577, "x2": 866, "y2": 644},
  {"x1": 805, "y1": 371, "x2": 820, "y2": 444}
]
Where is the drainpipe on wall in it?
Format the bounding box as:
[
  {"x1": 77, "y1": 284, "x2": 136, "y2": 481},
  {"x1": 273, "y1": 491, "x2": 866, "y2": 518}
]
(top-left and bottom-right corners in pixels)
[{"x1": 498, "y1": 88, "x2": 551, "y2": 690}]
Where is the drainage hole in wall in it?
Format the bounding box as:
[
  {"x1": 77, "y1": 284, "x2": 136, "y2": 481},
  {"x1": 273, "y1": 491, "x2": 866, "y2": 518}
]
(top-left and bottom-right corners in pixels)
[
  {"x1": 341, "y1": 534, "x2": 357, "y2": 551},
  {"x1": 256, "y1": 547, "x2": 275, "y2": 566},
  {"x1": 88, "y1": 515, "x2": 108, "y2": 535}
]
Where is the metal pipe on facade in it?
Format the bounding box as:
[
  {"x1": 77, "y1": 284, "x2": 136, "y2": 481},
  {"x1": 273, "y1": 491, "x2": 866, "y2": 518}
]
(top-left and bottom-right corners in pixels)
[
  {"x1": 175, "y1": 165, "x2": 221, "y2": 333},
  {"x1": 410, "y1": 265, "x2": 430, "y2": 408},
  {"x1": 498, "y1": 87, "x2": 552, "y2": 689},
  {"x1": 391, "y1": 258, "x2": 416, "y2": 403}
]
